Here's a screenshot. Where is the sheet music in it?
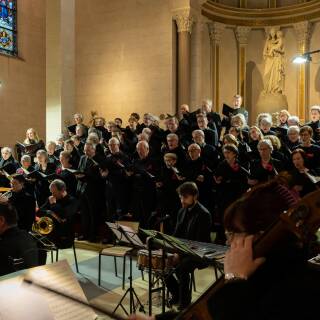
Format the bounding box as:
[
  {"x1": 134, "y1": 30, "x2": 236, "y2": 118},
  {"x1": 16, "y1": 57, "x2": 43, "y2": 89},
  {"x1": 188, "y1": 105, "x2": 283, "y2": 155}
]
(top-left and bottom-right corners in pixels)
[
  {"x1": 0, "y1": 279, "x2": 54, "y2": 320},
  {"x1": 24, "y1": 260, "x2": 97, "y2": 320},
  {"x1": 119, "y1": 224, "x2": 145, "y2": 248},
  {"x1": 106, "y1": 222, "x2": 131, "y2": 244}
]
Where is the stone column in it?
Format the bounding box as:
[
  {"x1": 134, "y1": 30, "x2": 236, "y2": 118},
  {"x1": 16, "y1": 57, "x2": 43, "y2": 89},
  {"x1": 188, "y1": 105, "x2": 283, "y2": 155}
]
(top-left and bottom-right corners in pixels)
[
  {"x1": 174, "y1": 10, "x2": 194, "y2": 112},
  {"x1": 208, "y1": 22, "x2": 224, "y2": 112},
  {"x1": 235, "y1": 26, "x2": 251, "y2": 105},
  {"x1": 268, "y1": 0, "x2": 277, "y2": 8},
  {"x1": 294, "y1": 21, "x2": 312, "y2": 122}
]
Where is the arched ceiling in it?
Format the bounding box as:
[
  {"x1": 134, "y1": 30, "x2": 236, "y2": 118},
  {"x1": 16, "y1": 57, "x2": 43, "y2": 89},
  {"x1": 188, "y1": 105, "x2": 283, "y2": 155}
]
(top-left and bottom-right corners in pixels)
[{"x1": 202, "y1": 0, "x2": 320, "y2": 27}]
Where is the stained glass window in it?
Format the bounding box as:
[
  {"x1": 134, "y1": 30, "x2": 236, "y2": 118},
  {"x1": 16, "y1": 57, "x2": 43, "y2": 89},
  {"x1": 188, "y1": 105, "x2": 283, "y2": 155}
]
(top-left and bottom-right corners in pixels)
[{"x1": 0, "y1": 0, "x2": 16, "y2": 56}]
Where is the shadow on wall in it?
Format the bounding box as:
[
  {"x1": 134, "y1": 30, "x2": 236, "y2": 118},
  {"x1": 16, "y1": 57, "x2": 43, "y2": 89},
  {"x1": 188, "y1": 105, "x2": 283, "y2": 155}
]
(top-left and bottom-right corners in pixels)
[
  {"x1": 315, "y1": 66, "x2": 320, "y2": 101},
  {"x1": 246, "y1": 61, "x2": 263, "y2": 125}
]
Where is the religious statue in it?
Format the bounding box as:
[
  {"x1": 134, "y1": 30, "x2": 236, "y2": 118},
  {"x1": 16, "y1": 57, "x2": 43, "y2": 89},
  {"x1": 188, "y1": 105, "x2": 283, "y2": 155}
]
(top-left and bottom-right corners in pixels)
[{"x1": 262, "y1": 28, "x2": 285, "y2": 94}]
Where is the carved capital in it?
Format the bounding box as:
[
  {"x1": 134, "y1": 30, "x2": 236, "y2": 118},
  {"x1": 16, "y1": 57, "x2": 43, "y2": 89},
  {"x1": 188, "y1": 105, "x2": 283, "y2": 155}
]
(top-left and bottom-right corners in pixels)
[
  {"x1": 235, "y1": 26, "x2": 251, "y2": 46},
  {"x1": 294, "y1": 21, "x2": 312, "y2": 53},
  {"x1": 174, "y1": 9, "x2": 195, "y2": 34},
  {"x1": 207, "y1": 22, "x2": 225, "y2": 44}
]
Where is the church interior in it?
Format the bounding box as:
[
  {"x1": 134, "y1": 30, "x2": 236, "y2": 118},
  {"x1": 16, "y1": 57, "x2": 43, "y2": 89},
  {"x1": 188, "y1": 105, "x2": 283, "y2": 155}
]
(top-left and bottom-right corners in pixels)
[{"x1": 1, "y1": 1, "x2": 320, "y2": 319}]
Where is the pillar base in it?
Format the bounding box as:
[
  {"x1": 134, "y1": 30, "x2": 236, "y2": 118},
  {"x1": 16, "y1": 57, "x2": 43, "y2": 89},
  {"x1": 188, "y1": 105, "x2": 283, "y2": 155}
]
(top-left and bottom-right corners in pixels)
[{"x1": 256, "y1": 92, "x2": 288, "y2": 116}]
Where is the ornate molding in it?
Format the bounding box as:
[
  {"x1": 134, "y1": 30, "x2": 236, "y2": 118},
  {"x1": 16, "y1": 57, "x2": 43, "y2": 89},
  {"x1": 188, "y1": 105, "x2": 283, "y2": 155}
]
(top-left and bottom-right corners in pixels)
[
  {"x1": 207, "y1": 22, "x2": 225, "y2": 43},
  {"x1": 202, "y1": 0, "x2": 320, "y2": 27},
  {"x1": 174, "y1": 9, "x2": 195, "y2": 34},
  {"x1": 235, "y1": 26, "x2": 251, "y2": 45},
  {"x1": 294, "y1": 21, "x2": 312, "y2": 53}
]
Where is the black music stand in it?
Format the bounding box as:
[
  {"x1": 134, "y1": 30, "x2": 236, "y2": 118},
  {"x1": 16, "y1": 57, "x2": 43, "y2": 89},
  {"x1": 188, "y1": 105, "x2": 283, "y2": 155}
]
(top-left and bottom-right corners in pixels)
[{"x1": 106, "y1": 223, "x2": 145, "y2": 316}]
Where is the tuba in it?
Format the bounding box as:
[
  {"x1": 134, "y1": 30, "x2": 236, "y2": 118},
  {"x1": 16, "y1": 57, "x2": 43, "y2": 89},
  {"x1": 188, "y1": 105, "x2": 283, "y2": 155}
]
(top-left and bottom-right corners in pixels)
[{"x1": 32, "y1": 216, "x2": 54, "y2": 235}]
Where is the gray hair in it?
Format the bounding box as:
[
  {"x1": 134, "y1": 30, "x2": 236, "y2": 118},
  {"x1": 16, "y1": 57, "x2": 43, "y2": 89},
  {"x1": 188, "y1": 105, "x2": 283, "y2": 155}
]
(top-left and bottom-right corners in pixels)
[
  {"x1": 50, "y1": 179, "x2": 66, "y2": 191},
  {"x1": 287, "y1": 125, "x2": 300, "y2": 135},
  {"x1": 21, "y1": 155, "x2": 31, "y2": 162},
  {"x1": 258, "y1": 139, "x2": 273, "y2": 152}
]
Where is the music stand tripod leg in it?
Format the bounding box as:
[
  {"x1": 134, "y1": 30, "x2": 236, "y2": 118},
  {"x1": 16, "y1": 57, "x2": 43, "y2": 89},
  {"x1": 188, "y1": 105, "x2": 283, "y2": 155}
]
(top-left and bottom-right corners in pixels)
[{"x1": 113, "y1": 251, "x2": 145, "y2": 315}]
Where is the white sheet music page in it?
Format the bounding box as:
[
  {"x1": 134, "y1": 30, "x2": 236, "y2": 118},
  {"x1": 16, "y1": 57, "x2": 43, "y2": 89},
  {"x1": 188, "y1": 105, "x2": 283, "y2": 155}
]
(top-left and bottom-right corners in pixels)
[
  {"x1": 24, "y1": 260, "x2": 97, "y2": 320},
  {"x1": 0, "y1": 280, "x2": 54, "y2": 320}
]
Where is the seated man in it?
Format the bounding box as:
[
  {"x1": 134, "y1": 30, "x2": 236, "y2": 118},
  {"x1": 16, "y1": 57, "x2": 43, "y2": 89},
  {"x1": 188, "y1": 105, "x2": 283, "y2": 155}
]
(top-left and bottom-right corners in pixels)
[
  {"x1": 39, "y1": 179, "x2": 78, "y2": 249},
  {"x1": 0, "y1": 202, "x2": 38, "y2": 276},
  {"x1": 165, "y1": 182, "x2": 212, "y2": 310}
]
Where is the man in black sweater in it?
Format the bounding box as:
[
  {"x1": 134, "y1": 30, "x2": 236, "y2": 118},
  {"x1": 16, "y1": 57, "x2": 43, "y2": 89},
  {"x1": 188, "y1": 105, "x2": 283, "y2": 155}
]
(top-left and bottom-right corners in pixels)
[
  {"x1": 0, "y1": 202, "x2": 38, "y2": 276},
  {"x1": 165, "y1": 182, "x2": 212, "y2": 310}
]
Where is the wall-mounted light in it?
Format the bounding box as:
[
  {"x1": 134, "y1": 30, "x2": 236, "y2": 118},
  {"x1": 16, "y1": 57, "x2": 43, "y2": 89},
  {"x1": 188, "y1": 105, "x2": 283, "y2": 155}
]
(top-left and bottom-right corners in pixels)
[{"x1": 292, "y1": 49, "x2": 320, "y2": 64}]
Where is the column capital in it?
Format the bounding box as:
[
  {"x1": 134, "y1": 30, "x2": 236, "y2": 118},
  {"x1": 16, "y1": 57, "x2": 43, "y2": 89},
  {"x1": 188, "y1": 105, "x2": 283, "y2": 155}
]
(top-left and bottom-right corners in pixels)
[
  {"x1": 294, "y1": 21, "x2": 312, "y2": 53},
  {"x1": 173, "y1": 9, "x2": 195, "y2": 34},
  {"x1": 235, "y1": 26, "x2": 251, "y2": 46},
  {"x1": 207, "y1": 21, "x2": 225, "y2": 44}
]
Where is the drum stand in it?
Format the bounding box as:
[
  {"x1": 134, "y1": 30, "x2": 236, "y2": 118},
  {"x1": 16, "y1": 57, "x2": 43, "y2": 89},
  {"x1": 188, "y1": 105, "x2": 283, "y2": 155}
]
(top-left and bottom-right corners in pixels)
[{"x1": 113, "y1": 251, "x2": 145, "y2": 316}]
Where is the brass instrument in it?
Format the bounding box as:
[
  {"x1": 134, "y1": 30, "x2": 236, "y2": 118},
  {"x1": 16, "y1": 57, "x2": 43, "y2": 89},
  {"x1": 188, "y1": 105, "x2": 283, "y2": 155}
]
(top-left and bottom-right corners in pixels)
[
  {"x1": 32, "y1": 216, "x2": 54, "y2": 235},
  {"x1": 0, "y1": 190, "x2": 13, "y2": 198}
]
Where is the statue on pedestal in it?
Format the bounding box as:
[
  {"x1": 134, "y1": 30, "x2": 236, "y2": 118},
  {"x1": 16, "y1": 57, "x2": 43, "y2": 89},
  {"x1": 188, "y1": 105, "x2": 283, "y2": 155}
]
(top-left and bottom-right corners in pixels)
[
  {"x1": 256, "y1": 28, "x2": 288, "y2": 116},
  {"x1": 263, "y1": 29, "x2": 285, "y2": 94}
]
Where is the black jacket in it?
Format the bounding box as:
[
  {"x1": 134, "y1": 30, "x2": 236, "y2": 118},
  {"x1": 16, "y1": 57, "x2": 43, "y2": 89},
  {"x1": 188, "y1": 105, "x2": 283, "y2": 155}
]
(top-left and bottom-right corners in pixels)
[
  {"x1": 0, "y1": 226, "x2": 38, "y2": 276},
  {"x1": 174, "y1": 202, "x2": 212, "y2": 243}
]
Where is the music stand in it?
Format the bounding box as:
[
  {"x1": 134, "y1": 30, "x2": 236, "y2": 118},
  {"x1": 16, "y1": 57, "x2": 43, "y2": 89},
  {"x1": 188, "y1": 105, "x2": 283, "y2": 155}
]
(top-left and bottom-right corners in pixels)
[{"x1": 106, "y1": 222, "x2": 145, "y2": 315}]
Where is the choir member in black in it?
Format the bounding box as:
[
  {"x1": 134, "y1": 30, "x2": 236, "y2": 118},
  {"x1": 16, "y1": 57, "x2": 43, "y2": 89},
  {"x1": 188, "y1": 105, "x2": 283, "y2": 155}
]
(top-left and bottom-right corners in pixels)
[
  {"x1": 71, "y1": 134, "x2": 85, "y2": 154},
  {"x1": 164, "y1": 116, "x2": 190, "y2": 148},
  {"x1": 16, "y1": 128, "x2": 45, "y2": 161},
  {"x1": 103, "y1": 138, "x2": 131, "y2": 220},
  {"x1": 33, "y1": 149, "x2": 57, "y2": 207},
  {"x1": 46, "y1": 141, "x2": 60, "y2": 167},
  {"x1": 77, "y1": 142, "x2": 105, "y2": 242},
  {"x1": 67, "y1": 113, "x2": 87, "y2": 136},
  {"x1": 264, "y1": 135, "x2": 289, "y2": 168},
  {"x1": 4, "y1": 174, "x2": 36, "y2": 232},
  {"x1": 306, "y1": 105, "x2": 320, "y2": 142},
  {"x1": 184, "y1": 143, "x2": 213, "y2": 212},
  {"x1": 93, "y1": 116, "x2": 110, "y2": 141},
  {"x1": 229, "y1": 127, "x2": 251, "y2": 164},
  {"x1": 155, "y1": 153, "x2": 183, "y2": 233},
  {"x1": 285, "y1": 125, "x2": 300, "y2": 151},
  {"x1": 75, "y1": 123, "x2": 88, "y2": 144},
  {"x1": 162, "y1": 133, "x2": 187, "y2": 170},
  {"x1": 165, "y1": 182, "x2": 211, "y2": 310},
  {"x1": 127, "y1": 141, "x2": 158, "y2": 228},
  {"x1": 192, "y1": 129, "x2": 220, "y2": 171},
  {"x1": 290, "y1": 149, "x2": 319, "y2": 197},
  {"x1": 221, "y1": 94, "x2": 248, "y2": 132},
  {"x1": 87, "y1": 132, "x2": 105, "y2": 159},
  {"x1": 201, "y1": 98, "x2": 222, "y2": 135},
  {"x1": 0, "y1": 202, "x2": 38, "y2": 276},
  {"x1": 64, "y1": 139, "x2": 80, "y2": 169},
  {"x1": 222, "y1": 134, "x2": 249, "y2": 168},
  {"x1": 0, "y1": 147, "x2": 20, "y2": 187},
  {"x1": 248, "y1": 126, "x2": 264, "y2": 160},
  {"x1": 39, "y1": 179, "x2": 78, "y2": 248},
  {"x1": 248, "y1": 139, "x2": 283, "y2": 186},
  {"x1": 57, "y1": 151, "x2": 78, "y2": 197},
  {"x1": 273, "y1": 109, "x2": 290, "y2": 142},
  {"x1": 16, "y1": 154, "x2": 35, "y2": 196},
  {"x1": 230, "y1": 114, "x2": 250, "y2": 142},
  {"x1": 196, "y1": 113, "x2": 218, "y2": 147},
  {"x1": 124, "y1": 116, "x2": 138, "y2": 154},
  {"x1": 179, "y1": 104, "x2": 197, "y2": 133},
  {"x1": 294, "y1": 125, "x2": 320, "y2": 171},
  {"x1": 214, "y1": 144, "x2": 249, "y2": 243},
  {"x1": 114, "y1": 117, "x2": 124, "y2": 131},
  {"x1": 259, "y1": 116, "x2": 276, "y2": 136},
  {"x1": 136, "y1": 113, "x2": 154, "y2": 134}
]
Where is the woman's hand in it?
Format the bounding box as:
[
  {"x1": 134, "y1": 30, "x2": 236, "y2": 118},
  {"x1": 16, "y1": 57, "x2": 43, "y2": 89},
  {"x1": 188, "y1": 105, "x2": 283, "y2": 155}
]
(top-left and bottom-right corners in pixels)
[{"x1": 224, "y1": 235, "x2": 265, "y2": 279}]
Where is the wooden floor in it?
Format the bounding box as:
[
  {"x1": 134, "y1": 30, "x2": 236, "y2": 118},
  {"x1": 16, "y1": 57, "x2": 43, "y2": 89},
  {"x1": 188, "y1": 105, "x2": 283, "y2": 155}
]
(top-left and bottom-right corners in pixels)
[{"x1": 59, "y1": 245, "x2": 220, "y2": 319}]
